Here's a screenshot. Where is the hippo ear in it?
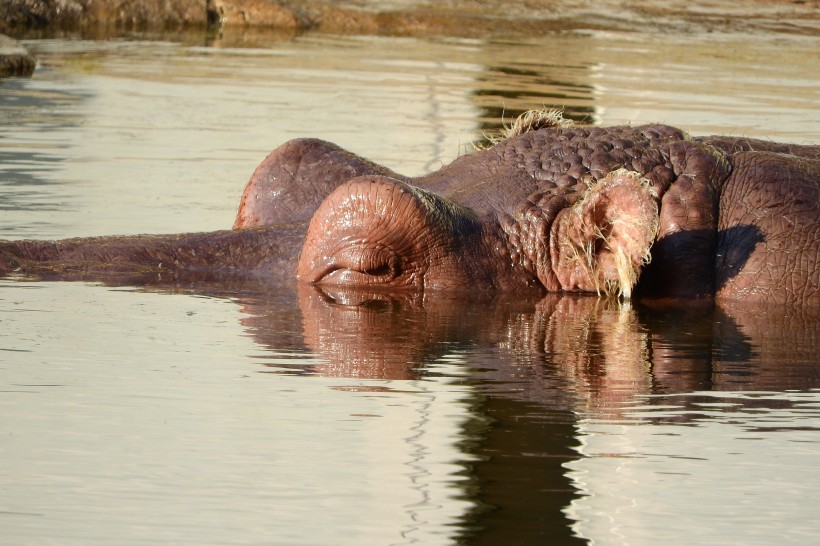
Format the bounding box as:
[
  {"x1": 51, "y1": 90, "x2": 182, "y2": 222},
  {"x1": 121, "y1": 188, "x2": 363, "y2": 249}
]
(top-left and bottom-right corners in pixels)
[{"x1": 549, "y1": 169, "x2": 659, "y2": 298}]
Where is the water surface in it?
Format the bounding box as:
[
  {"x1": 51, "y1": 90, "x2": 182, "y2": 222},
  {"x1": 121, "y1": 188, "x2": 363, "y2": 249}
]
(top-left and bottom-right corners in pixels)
[{"x1": 1, "y1": 25, "x2": 819, "y2": 545}]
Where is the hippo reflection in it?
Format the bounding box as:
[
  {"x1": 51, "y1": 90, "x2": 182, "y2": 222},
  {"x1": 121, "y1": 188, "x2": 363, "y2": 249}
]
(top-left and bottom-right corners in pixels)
[
  {"x1": 2, "y1": 110, "x2": 818, "y2": 304},
  {"x1": 228, "y1": 283, "x2": 820, "y2": 415}
]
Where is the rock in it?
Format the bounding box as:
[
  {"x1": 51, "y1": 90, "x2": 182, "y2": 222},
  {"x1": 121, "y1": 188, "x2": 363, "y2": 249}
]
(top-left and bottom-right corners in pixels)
[
  {"x1": 206, "y1": 0, "x2": 300, "y2": 28},
  {"x1": 0, "y1": 0, "x2": 84, "y2": 30},
  {"x1": 0, "y1": 33, "x2": 35, "y2": 78},
  {"x1": 0, "y1": 0, "x2": 210, "y2": 31}
]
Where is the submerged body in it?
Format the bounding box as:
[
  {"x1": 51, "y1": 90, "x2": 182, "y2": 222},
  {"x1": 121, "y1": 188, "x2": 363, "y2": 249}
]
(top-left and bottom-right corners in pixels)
[{"x1": 2, "y1": 113, "x2": 818, "y2": 304}]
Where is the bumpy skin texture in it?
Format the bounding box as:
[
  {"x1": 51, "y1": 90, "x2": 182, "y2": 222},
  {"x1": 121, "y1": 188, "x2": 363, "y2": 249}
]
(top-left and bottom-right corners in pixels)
[{"x1": 2, "y1": 124, "x2": 818, "y2": 304}]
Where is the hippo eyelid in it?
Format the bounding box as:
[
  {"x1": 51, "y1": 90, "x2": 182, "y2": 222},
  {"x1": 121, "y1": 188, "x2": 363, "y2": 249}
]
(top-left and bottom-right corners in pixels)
[{"x1": 315, "y1": 243, "x2": 404, "y2": 284}]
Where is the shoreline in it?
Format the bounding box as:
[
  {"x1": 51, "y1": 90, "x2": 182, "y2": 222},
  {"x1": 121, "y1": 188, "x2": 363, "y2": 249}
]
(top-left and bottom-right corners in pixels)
[{"x1": 1, "y1": 0, "x2": 818, "y2": 39}]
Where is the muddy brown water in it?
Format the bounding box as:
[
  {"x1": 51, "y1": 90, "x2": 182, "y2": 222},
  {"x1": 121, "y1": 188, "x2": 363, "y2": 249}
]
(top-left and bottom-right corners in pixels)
[{"x1": 1, "y1": 24, "x2": 819, "y2": 545}]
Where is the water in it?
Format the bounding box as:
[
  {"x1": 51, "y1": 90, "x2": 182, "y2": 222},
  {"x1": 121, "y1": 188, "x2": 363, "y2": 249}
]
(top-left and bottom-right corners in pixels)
[{"x1": 1, "y1": 23, "x2": 819, "y2": 545}]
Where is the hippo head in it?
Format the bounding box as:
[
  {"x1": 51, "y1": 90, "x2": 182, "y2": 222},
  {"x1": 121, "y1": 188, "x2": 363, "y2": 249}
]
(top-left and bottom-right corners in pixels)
[
  {"x1": 5, "y1": 110, "x2": 815, "y2": 305},
  {"x1": 297, "y1": 168, "x2": 659, "y2": 298}
]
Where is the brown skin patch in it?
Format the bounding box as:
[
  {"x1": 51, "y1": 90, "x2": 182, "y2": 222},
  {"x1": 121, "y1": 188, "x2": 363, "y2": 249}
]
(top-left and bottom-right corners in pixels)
[{"x1": 716, "y1": 151, "x2": 820, "y2": 305}]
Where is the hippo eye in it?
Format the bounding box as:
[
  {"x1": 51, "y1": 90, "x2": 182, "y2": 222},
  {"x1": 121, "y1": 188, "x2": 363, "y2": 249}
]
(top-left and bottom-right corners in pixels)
[
  {"x1": 315, "y1": 244, "x2": 403, "y2": 284},
  {"x1": 353, "y1": 245, "x2": 402, "y2": 277}
]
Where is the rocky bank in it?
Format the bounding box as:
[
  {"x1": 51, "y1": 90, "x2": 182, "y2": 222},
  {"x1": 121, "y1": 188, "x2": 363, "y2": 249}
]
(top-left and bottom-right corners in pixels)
[
  {"x1": 0, "y1": 33, "x2": 35, "y2": 77},
  {"x1": 0, "y1": 0, "x2": 818, "y2": 37}
]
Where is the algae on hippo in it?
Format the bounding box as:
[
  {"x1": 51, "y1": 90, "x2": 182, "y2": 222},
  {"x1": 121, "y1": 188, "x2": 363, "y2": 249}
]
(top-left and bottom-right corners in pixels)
[{"x1": 1, "y1": 110, "x2": 818, "y2": 305}]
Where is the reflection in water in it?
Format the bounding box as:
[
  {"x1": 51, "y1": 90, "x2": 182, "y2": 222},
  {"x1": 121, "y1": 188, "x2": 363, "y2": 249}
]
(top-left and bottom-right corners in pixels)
[
  {"x1": 285, "y1": 285, "x2": 819, "y2": 404},
  {"x1": 1, "y1": 274, "x2": 819, "y2": 543},
  {"x1": 473, "y1": 62, "x2": 598, "y2": 141},
  {"x1": 0, "y1": 280, "x2": 480, "y2": 545},
  {"x1": 237, "y1": 283, "x2": 819, "y2": 543}
]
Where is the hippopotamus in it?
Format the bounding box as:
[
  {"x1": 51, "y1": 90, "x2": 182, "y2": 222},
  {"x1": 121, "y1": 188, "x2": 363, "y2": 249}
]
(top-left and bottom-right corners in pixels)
[{"x1": 1, "y1": 110, "x2": 818, "y2": 304}]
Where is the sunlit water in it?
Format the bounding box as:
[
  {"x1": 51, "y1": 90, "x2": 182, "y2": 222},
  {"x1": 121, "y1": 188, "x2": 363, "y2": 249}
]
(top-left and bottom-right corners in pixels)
[{"x1": 1, "y1": 25, "x2": 819, "y2": 545}]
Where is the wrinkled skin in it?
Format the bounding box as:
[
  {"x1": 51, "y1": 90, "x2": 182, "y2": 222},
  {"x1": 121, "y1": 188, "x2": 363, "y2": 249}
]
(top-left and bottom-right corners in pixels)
[{"x1": 2, "y1": 123, "x2": 818, "y2": 304}]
